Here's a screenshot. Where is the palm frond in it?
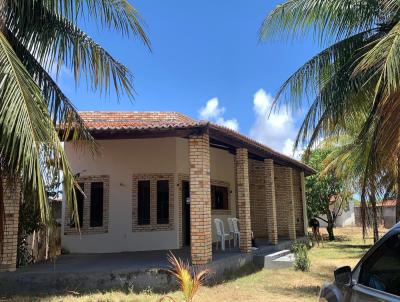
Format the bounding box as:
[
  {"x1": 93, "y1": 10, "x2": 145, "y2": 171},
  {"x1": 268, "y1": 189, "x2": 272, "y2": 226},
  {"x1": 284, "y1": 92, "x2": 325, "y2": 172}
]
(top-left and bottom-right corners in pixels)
[
  {"x1": 7, "y1": 5, "x2": 135, "y2": 99},
  {"x1": 354, "y1": 21, "x2": 400, "y2": 100},
  {"x1": 0, "y1": 31, "x2": 78, "y2": 225},
  {"x1": 271, "y1": 29, "x2": 380, "y2": 110},
  {"x1": 5, "y1": 28, "x2": 96, "y2": 152},
  {"x1": 7, "y1": 0, "x2": 151, "y2": 48},
  {"x1": 260, "y1": 0, "x2": 382, "y2": 43}
]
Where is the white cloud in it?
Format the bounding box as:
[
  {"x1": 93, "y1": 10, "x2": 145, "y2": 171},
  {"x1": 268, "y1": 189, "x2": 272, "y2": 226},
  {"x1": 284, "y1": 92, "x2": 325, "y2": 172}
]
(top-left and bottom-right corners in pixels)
[
  {"x1": 199, "y1": 98, "x2": 239, "y2": 131},
  {"x1": 249, "y1": 89, "x2": 300, "y2": 158}
]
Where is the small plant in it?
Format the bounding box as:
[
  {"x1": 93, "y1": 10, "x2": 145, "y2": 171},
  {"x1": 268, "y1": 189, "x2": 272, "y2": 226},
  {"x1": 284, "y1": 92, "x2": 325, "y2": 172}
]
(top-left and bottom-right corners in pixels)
[
  {"x1": 160, "y1": 252, "x2": 211, "y2": 302},
  {"x1": 292, "y1": 242, "x2": 311, "y2": 272}
]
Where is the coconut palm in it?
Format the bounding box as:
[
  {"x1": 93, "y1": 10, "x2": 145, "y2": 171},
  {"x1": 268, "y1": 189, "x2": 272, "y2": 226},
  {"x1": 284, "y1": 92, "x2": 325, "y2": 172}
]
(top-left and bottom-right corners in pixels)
[
  {"x1": 260, "y1": 0, "x2": 400, "y2": 222},
  {"x1": 320, "y1": 128, "x2": 388, "y2": 242},
  {"x1": 0, "y1": 0, "x2": 150, "y2": 237}
]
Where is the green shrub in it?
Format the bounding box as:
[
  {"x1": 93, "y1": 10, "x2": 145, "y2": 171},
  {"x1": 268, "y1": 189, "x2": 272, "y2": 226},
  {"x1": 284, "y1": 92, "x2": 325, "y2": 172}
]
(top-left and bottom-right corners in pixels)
[{"x1": 291, "y1": 242, "x2": 310, "y2": 272}]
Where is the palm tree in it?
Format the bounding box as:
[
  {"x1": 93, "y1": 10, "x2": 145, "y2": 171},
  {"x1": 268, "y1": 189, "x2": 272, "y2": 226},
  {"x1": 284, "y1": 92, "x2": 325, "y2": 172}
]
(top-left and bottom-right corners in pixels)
[
  {"x1": 0, "y1": 0, "x2": 150, "y2": 250},
  {"x1": 260, "y1": 0, "x2": 400, "y2": 223},
  {"x1": 320, "y1": 129, "x2": 387, "y2": 242}
]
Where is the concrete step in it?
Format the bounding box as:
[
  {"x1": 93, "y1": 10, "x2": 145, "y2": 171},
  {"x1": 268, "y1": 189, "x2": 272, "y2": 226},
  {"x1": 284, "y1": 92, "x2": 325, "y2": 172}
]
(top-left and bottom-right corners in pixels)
[
  {"x1": 253, "y1": 249, "x2": 293, "y2": 268},
  {"x1": 269, "y1": 253, "x2": 295, "y2": 269}
]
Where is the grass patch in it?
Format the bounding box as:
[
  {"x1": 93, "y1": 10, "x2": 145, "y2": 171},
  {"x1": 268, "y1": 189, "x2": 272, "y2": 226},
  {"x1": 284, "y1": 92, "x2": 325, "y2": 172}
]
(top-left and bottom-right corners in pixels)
[{"x1": 8, "y1": 227, "x2": 377, "y2": 302}]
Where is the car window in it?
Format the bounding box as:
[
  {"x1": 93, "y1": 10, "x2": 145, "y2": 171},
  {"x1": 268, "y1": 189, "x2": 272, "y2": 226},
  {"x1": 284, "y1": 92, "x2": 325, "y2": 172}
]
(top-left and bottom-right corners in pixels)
[{"x1": 359, "y1": 233, "x2": 400, "y2": 296}]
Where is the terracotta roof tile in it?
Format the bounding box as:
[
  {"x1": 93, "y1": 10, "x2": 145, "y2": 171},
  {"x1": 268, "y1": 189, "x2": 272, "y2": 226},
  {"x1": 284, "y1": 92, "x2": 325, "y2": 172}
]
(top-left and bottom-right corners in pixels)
[
  {"x1": 78, "y1": 111, "x2": 315, "y2": 174},
  {"x1": 79, "y1": 111, "x2": 205, "y2": 130},
  {"x1": 381, "y1": 200, "x2": 397, "y2": 207}
]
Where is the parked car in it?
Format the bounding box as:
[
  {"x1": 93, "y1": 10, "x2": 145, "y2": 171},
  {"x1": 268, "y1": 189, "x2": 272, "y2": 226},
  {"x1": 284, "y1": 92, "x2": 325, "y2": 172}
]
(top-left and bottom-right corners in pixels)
[{"x1": 319, "y1": 222, "x2": 400, "y2": 302}]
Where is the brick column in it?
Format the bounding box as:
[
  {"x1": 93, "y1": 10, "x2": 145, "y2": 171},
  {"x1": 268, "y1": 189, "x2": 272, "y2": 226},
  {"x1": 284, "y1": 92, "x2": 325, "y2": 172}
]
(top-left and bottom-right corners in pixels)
[
  {"x1": 0, "y1": 179, "x2": 20, "y2": 272},
  {"x1": 283, "y1": 167, "x2": 296, "y2": 240},
  {"x1": 300, "y1": 172, "x2": 308, "y2": 236},
  {"x1": 189, "y1": 133, "x2": 212, "y2": 265},
  {"x1": 235, "y1": 148, "x2": 251, "y2": 253},
  {"x1": 264, "y1": 159, "x2": 278, "y2": 245}
]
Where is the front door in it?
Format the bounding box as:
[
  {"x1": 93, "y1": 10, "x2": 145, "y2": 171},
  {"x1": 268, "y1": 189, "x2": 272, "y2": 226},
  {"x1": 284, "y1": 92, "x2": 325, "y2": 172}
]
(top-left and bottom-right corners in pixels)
[{"x1": 182, "y1": 181, "x2": 191, "y2": 246}]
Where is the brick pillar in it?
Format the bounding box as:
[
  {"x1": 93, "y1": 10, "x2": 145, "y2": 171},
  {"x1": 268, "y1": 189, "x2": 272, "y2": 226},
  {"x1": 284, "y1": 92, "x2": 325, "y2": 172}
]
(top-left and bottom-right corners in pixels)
[
  {"x1": 0, "y1": 179, "x2": 20, "y2": 272},
  {"x1": 283, "y1": 167, "x2": 296, "y2": 240},
  {"x1": 235, "y1": 148, "x2": 251, "y2": 253},
  {"x1": 189, "y1": 133, "x2": 212, "y2": 265},
  {"x1": 300, "y1": 172, "x2": 308, "y2": 236},
  {"x1": 264, "y1": 159, "x2": 278, "y2": 245}
]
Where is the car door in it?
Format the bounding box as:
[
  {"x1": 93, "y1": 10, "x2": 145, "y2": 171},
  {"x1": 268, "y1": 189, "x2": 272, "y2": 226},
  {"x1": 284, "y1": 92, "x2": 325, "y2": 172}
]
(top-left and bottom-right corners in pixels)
[{"x1": 348, "y1": 232, "x2": 400, "y2": 302}]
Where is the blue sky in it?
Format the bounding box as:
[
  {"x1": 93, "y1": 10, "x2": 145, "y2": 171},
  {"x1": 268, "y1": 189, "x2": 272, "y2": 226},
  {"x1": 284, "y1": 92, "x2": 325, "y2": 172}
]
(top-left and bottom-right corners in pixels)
[{"x1": 57, "y1": 0, "x2": 322, "y2": 157}]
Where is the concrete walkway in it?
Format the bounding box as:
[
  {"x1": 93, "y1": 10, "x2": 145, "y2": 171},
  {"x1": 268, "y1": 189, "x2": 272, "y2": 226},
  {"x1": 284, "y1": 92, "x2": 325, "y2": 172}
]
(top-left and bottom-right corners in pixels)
[
  {"x1": 0, "y1": 238, "x2": 304, "y2": 296},
  {"x1": 15, "y1": 246, "x2": 243, "y2": 274}
]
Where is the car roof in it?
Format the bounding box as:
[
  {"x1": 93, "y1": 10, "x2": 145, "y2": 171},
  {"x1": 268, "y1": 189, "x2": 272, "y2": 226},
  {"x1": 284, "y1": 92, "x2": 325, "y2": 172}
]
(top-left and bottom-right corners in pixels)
[{"x1": 393, "y1": 221, "x2": 400, "y2": 230}]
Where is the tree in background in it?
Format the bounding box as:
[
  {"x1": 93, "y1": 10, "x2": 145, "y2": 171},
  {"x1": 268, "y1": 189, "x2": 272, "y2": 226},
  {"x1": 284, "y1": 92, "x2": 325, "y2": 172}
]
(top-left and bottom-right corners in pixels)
[
  {"x1": 321, "y1": 121, "x2": 391, "y2": 242},
  {"x1": 304, "y1": 148, "x2": 351, "y2": 241},
  {"x1": 260, "y1": 0, "x2": 400, "y2": 224},
  {"x1": 0, "y1": 0, "x2": 150, "y2": 257}
]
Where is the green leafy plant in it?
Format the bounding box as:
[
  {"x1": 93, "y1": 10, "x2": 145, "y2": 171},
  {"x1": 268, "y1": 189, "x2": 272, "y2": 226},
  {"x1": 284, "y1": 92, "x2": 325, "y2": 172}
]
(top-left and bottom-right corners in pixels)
[
  {"x1": 292, "y1": 242, "x2": 310, "y2": 272},
  {"x1": 160, "y1": 253, "x2": 211, "y2": 302},
  {"x1": 17, "y1": 194, "x2": 42, "y2": 267}
]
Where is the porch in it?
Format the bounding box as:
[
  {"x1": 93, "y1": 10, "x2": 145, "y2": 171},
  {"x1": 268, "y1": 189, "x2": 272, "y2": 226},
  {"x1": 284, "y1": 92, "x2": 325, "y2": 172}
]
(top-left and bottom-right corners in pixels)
[{"x1": 0, "y1": 238, "x2": 302, "y2": 295}]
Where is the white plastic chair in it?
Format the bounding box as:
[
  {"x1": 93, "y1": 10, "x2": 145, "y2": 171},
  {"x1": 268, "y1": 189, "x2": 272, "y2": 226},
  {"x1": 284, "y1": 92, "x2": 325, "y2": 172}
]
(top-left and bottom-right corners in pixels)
[
  {"x1": 227, "y1": 218, "x2": 238, "y2": 248},
  {"x1": 231, "y1": 218, "x2": 240, "y2": 247},
  {"x1": 214, "y1": 218, "x2": 230, "y2": 251}
]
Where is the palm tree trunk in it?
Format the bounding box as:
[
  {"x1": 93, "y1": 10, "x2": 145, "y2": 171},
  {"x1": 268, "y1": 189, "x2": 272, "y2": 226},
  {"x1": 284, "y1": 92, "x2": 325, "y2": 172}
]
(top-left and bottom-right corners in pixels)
[
  {"x1": 360, "y1": 179, "x2": 367, "y2": 239},
  {"x1": 396, "y1": 154, "x2": 400, "y2": 223},
  {"x1": 0, "y1": 166, "x2": 4, "y2": 260},
  {"x1": 326, "y1": 210, "x2": 335, "y2": 241},
  {"x1": 370, "y1": 186, "x2": 379, "y2": 243}
]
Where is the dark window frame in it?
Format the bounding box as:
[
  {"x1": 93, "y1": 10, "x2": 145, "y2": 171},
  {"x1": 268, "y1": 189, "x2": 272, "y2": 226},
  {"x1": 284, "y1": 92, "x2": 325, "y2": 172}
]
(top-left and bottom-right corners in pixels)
[
  {"x1": 138, "y1": 180, "x2": 151, "y2": 225},
  {"x1": 90, "y1": 182, "x2": 104, "y2": 227},
  {"x1": 157, "y1": 180, "x2": 169, "y2": 224},
  {"x1": 211, "y1": 185, "x2": 229, "y2": 210}
]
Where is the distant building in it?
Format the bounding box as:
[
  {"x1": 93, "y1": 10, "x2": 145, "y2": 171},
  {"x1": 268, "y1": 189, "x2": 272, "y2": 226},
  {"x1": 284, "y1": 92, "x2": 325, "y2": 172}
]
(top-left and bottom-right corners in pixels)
[
  {"x1": 354, "y1": 200, "x2": 397, "y2": 229},
  {"x1": 317, "y1": 197, "x2": 355, "y2": 228}
]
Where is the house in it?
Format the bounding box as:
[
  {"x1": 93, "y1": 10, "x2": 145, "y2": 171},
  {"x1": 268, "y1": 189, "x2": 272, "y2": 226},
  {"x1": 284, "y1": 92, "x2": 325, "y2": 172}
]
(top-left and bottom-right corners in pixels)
[
  {"x1": 60, "y1": 111, "x2": 314, "y2": 265},
  {"x1": 355, "y1": 200, "x2": 397, "y2": 229},
  {"x1": 317, "y1": 196, "x2": 356, "y2": 228}
]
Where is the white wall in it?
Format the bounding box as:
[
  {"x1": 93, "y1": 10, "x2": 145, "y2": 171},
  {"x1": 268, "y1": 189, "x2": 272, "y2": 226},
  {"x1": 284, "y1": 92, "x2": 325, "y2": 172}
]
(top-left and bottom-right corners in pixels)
[
  {"x1": 317, "y1": 199, "x2": 355, "y2": 228},
  {"x1": 62, "y1": 137, "x2": 236, "y2": 253}
]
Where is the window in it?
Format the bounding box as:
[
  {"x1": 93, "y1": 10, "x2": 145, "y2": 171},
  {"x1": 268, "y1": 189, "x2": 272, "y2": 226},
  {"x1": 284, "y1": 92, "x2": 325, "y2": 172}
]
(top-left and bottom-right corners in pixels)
[
  {"x1": 138, "y1": 180, "x2": 150, "y2": 225},
  {"x1": 65, "y1": 176, "x2": 109, "y2": 235},
  {"x1": 211, "y1": 185, "x2": 229, "y2": 210},
  {"x1": 133, "y1": 174, "x2": 174, "y2": 231},
  {"x1": 71, "y1": 183, "x2": 85, "y2": 227},
  {"x1": 359, "y1": 233, "x2": 400, "y2": 296},
  {"x1": 90, "y1": 182, "x2": 104, "y2": 227},
  {"x1": 157, "y1": 180, "x2": 169, "y2": 224}
]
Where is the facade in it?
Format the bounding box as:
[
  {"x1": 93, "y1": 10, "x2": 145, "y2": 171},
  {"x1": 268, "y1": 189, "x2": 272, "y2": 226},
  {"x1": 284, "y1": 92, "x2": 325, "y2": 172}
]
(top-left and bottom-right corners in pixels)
[{"x1": 61, "y1": 112, "x2": 314, "y2": 265}]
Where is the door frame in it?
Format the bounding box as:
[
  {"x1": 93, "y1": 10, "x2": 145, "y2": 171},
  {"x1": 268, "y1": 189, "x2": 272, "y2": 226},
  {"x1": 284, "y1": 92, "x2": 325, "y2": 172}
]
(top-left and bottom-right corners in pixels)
[{"x1": 182, "y1": 180, "x2": 191, "y2": 246}]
